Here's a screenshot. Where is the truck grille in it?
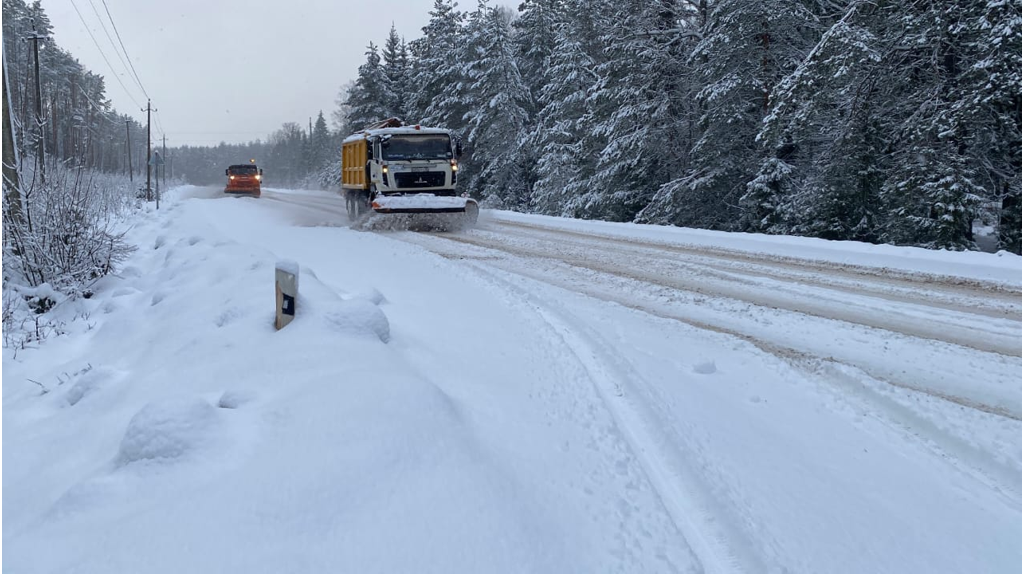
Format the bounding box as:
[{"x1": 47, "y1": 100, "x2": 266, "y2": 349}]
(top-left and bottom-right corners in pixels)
[{"x1": 394, "y1": 171, "x2": 446, "y2": 188}]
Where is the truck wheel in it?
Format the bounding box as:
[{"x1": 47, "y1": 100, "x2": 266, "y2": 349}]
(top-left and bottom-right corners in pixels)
[
  {"x1": 345, "y1": 192, "x2": 358, "y2": 220},
  {"x1": 359, "y1": 189, "x2": 373, "y2": 215}
]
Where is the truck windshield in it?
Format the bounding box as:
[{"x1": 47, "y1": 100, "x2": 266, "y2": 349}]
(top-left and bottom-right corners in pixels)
[
  {"x1": 228, "y1": 165, "x2": 258, "y2": 175},
  {"x1": 381, "y1": 135, "x2": 452, "y2": 161}
]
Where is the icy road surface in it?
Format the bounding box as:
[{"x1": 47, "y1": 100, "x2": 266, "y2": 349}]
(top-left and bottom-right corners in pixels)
[{"x1": 3, "y1": 185, "x2": 1021, "y2": 574}]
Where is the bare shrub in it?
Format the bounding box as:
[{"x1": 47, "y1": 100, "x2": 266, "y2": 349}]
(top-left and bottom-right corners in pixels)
[{"x1": 3, "y1": 162, "x2": 138, "y2": 346}]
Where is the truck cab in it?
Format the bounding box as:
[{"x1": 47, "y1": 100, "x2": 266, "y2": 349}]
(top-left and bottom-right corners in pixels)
[
  {"x1": 341, "y1": 119, "x2": 475, "y2": 224},
  {"x1": 225, "y1": 162, "x2": 262, "y2": 198},
  {"x1": 373, "y1": 130, "x2": 459, "y2": 192}
]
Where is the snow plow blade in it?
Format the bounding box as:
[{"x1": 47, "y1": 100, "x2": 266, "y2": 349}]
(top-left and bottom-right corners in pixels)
[
  {"x1": 224, "y1": 188, "x2": 260, "y2": 198},
  {"x1": 364, "y1": 195, "x2": 479, "y2": 230},
  {"x1": 371, "y1": 195, "x2": 477, "y2": 215}
]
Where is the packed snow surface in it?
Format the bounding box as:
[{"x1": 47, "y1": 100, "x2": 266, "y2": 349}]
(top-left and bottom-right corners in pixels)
[{"x1": 4, "y1": 186, "x2": 1020, "y2": 573}]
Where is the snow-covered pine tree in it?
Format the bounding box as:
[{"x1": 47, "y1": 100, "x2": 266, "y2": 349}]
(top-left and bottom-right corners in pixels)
[
  {"x1": 397, "y1": 39, "x2": 412, "y2": 116},
  {"x1": 382, "y1": 24, "x2": 412, "y2": 120},
  {"x1": 753, "y1": 5, "x2": 878, "y2": 239},
  {"x1": 529, "y1": 0, "x2": 604, "y2": 216},
  {"x1": 757, "y1": 0, "x2": 1015, "y2": 249},
  {"x1": 495, "y1": 0, "x2": 560, "y2": 213},
  {"x1": 306, "y1": 110, "x2": 343, "y2": 189},
  {"x1": 946, "y1": 0, "x2": 1021, "y2": 253},
  {"x1": 309, "y1": 111, "x2": 331, "y2": 170},
  {"x1": 581, "y1": 0, "x2": 691, "y2": 222},
  {"x1": 742, "y1": 153, "x2": 796, "y2": 233},
  {"x1": 332, "y1": 80, "x2": 355, "y2": 132},
  {"x1": 640, "y1": 0, "x2": 819, "y2": 231},
  {"x1": 875, "y1": 0, "x2": 995, "y2": 250},
  {"x1": 882, "y1": 145, "x2": 985, "y2": 250},
  {"x1": 999, "y1": 190, "x2": 1022, "y2": 254},
  {"x1": 407, "y1": 0, "x2": 468, "y2": 130},
  {"x1": 460, "y1": 1, "x2": 533, "y2": 207},
  {"x1": 512, "y1": 0, "x2": 559, "y2": 101},
  {"x1": 267, "y1": 122, "x2": 307, "y2": 183},
  {"x1": 345, "y1": 42, "x2": 393, "y2": 133}
]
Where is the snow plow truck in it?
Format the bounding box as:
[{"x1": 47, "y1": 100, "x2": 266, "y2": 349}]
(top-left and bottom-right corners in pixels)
[
  {"x1": 341, "y1": 118, "x2": 478, "y2": 227},
  {"x1": 225, "y1": 160, "x2": 262, "y2": 197}
]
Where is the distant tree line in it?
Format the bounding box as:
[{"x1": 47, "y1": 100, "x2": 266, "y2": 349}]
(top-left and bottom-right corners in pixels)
[{"x1": 169, "y1": 112, "x2": 337, "y2": 187}]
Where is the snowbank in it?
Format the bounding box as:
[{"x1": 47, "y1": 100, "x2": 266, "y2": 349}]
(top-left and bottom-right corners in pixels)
[{"x1": 487, "y1": 211, "x2": 1022, "y2": 286}]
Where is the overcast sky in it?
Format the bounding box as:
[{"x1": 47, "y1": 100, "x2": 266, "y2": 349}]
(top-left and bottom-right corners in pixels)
[{"x1": 41, "y1": 0, "x2": 514, "y2": 147}]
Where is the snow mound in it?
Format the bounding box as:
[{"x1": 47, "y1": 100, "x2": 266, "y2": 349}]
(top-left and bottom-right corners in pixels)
[
  {"x1": 324, "y1": 298, "x2": 391, "y2": 343},
  {"x1": 119, "y1": 265, "x2": 143, "y2": 278},
  {"x1": 65, "y1": 366, "x2": 120, "y2": 406},
  {"x1": 117, "y1": 398, "x2": 220, "y2": 466},
  {"x1": 693, "y1": 360, "x2": 717, "y2": 375},
  {"x1": 217, "y1": 390, "x2": 256, "y2": 409},
  {"x1": 353, "y1": 287, "x2": 387, "y2": 306}
]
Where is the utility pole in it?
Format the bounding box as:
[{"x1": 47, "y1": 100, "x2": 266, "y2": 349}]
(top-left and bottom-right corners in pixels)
[
  {"x1": 142, "y1": 99, "x2": 154, "y2": 201},
  {"x1": 26, "y1": 21, "x2": 46, "y2": 185},
  {"x1": 125, "y1": 119, "x2": 133, "y2": 182},
  {"x1": 2, "y1": 50, "x2": 23, "y2": 224}
]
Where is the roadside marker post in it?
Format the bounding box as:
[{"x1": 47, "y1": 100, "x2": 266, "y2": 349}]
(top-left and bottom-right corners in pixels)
[{"x1": 275, "y1": 260, "x2": 299, "y2": 330}]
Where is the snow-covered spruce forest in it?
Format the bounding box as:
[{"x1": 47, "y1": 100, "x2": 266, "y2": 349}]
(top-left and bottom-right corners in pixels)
[{"x1": 175, "y1": 0, "x2": 1021, "y2": 253}]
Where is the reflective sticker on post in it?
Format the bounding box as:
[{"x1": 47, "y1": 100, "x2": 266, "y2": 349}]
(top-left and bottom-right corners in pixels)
[{"x1": 282, "y1": 294, "x2": 295, "y2": 316}]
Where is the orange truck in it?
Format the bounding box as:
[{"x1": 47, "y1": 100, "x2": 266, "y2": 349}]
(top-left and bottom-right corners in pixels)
[
  {"x1": 224, "y1": 161, "x2": 263, "y2": 197},
  {"x1": 341, "y1": 118, "x2": 478, "y2": 225}
]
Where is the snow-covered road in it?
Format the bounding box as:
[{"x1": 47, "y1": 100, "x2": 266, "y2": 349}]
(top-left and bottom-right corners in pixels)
[
  {"x1": 270, "y1": 186, "x2": 1022, "y2": 417},
  {"x1": 4, "y1": 185, "x2": 1021, "y2": 573}
]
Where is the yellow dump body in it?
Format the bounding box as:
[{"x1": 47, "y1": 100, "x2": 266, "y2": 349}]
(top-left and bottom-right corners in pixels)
[{"x1": 341, "y1": 137, "x2": 368, "y2": 190}]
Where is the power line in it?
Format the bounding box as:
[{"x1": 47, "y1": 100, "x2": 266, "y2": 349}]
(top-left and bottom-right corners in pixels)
[
  {"x1": 165, "y1": 131, "x2": 272, "y2": 135},
  {"x1": 99, "y1": 0, "x2": 149, "y2": 100},
  {"x1": 84, "y1": 0, "x2": 139, "y2": 96},
  {"x1": 153, "y1": 109, "x2": 167, "y2": 139},
  {"x1": 75, "y1": 82, "x2": 120, "y2": 126},
  {"x1": 67, "y1": 0, "x2": 143, "y2": 109}
]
